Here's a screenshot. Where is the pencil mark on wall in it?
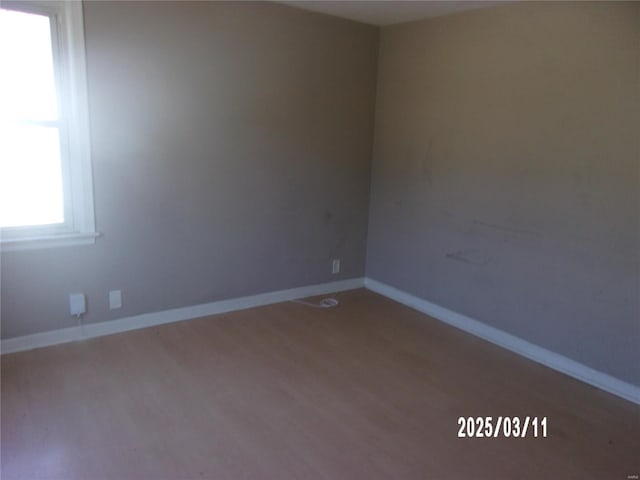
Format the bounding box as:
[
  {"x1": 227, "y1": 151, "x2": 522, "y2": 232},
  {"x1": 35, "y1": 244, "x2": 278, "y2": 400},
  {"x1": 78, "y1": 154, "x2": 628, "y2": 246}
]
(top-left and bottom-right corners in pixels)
[
  {"x1": 446, "y1": 251, "x2": 473, "y2": 264},
  {"x1": 445, "y1": 249, "x2": 488, "y2": 265}
]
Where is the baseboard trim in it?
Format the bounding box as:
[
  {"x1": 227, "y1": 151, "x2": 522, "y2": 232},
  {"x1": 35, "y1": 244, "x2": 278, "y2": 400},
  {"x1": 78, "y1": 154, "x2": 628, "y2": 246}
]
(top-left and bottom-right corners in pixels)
[
  {"x1": 1, "y1": 277, "x2": 365, "y2": 355},
  {"x1": 364, "y1": 277, "x2": 640, "y2": 405},
  {"x1": 5, "y1": 276, "x2": 637, "y2": 404}
]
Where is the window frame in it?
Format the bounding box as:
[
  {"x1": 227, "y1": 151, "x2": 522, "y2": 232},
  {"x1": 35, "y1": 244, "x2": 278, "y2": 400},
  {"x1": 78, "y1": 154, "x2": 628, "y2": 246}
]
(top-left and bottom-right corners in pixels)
[{"x1": 0, "y1": 0, "x2": 98, "y2": 251}]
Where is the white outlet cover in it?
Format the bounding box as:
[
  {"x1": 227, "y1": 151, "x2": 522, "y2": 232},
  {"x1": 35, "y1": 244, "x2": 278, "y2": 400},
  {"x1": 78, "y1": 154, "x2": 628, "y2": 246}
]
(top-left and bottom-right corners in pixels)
[
  {"x1": 69, "y1": 293, "x2": 86, "y2": 316},
  {"x1": 109, "y1": 290, "x2": 122, "y2": 309}
]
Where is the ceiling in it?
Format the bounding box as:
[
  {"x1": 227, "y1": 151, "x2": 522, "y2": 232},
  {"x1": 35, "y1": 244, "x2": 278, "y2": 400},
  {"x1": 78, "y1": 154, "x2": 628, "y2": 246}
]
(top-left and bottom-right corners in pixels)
[{"x1": 280, "y1": 1, "x2": 507, "y2": 26}]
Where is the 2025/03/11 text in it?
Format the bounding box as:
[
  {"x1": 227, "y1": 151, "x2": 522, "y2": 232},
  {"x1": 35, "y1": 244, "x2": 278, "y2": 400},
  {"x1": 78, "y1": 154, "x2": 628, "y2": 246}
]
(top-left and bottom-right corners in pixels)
[{"x1": 457, "y1": 416, "x2": 548, "y2": 438}]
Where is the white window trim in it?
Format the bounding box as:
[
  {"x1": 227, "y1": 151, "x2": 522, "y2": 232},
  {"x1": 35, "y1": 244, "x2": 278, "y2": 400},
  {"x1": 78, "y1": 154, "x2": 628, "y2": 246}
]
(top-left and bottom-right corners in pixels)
[{"x1": 0, "y1": 0, "x2": 98, "y2": 252}]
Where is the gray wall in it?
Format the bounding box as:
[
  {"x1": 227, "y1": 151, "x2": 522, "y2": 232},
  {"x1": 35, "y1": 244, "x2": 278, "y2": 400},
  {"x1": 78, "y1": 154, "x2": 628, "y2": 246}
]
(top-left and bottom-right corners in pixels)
[
  {"x1": 367, "y1": 2, "x2": 640, "y2": 385},
  {"x1": 0, "y1": 1, "x2": 378, "y2": 338}
]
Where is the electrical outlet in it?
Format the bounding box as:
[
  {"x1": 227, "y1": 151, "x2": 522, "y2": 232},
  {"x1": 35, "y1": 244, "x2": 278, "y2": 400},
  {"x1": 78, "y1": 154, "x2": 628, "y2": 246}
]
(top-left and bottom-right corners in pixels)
[
  {"x1": 69, "y1": 293, "x2": 86, "y2": 316},
  {"x1": 109, "y1": 290, "x2": 122, "y2": 309},
  {"x1": 331, "y1": 259, "x2": 341, "y2": 274}
]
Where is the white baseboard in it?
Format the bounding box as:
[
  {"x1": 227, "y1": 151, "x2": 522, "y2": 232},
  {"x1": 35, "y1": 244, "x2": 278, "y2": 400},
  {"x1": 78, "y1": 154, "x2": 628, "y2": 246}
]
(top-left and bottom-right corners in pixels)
[
  {"x1": 1, "y1": 277, "x2": 365, "y2": 355},
  {"x1": 364, "y1": 277, "x2": 640, "y2": 405},
  {"x1": 4, "y1": 275, "x2": 637, "y2": 405}
]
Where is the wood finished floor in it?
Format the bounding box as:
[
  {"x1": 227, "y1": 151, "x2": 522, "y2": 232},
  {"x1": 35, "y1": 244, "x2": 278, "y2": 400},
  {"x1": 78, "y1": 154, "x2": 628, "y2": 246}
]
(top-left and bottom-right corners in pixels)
[{"x1": 1, "y1": 289, "x2": 638, "y2": 480}]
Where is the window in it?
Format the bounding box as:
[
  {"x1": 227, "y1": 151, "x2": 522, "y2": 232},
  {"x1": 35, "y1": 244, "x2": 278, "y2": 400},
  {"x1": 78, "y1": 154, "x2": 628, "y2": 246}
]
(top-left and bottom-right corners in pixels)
[{"x1": 0, "y1": 1, "x2": 97, "y2": 250}]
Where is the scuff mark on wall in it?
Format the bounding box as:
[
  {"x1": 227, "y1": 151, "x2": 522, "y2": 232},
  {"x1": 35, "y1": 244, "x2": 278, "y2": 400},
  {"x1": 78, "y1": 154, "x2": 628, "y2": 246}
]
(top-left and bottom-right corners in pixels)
[{"x1": 445, "y1": 249, "x2": 489, "y2": 265}]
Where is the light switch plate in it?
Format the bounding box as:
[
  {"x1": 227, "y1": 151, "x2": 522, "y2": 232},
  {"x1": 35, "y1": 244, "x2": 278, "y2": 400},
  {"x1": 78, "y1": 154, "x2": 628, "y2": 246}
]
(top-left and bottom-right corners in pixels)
[{"x1": 331, "y1": 259, "x2": 341, "y2": 274}]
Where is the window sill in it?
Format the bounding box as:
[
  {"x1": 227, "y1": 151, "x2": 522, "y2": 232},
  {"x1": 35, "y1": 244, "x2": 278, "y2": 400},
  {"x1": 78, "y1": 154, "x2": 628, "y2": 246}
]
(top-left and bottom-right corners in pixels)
[{"x1": 0, "y1": 231, "x2": 101, "y2": 252}]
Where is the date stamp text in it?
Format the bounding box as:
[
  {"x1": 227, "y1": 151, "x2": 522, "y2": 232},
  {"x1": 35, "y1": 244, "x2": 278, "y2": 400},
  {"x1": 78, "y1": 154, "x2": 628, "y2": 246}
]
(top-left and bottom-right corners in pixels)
[{"x1": 457, "y1": 416, "x2": 548, "y2": 438}]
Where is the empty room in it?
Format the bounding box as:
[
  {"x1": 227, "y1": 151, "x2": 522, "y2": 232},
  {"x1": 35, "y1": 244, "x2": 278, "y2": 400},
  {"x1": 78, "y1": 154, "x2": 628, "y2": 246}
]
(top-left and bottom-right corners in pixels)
[{"x1": 0, "y1": 0, "x2": 638, "y2": 478}]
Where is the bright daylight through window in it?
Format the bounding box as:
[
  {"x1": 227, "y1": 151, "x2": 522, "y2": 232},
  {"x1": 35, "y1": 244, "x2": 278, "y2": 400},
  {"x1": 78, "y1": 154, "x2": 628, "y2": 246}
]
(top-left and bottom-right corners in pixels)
[{"x1": 0, "y1": 2, "x2": 96, "y2": 250}]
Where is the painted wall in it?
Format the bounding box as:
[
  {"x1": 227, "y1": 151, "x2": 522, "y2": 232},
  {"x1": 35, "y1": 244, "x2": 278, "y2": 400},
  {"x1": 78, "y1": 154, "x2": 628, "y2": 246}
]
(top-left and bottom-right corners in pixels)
[
  {"x1": 2, "y1": 1, "x2": 637, "y2": 389},
  {"x1": 0, "y1": 1, "x2": 378, "y2": 338},
  {"x1": 367, "y1": 2, "x2": 640, "y2": 385}
]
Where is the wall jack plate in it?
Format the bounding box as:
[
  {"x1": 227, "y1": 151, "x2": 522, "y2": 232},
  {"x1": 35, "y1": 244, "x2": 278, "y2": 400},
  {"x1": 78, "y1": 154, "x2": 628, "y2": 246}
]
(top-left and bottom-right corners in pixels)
[{"x1": 109, "y1": 290, "x2": 122, "y2": 309}]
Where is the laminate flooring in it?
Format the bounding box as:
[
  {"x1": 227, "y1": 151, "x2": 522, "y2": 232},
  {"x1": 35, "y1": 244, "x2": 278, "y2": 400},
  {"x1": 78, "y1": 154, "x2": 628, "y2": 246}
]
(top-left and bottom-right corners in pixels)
[{"x1": 2, "y1": 289, "x2": 638, "y2": 479}]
